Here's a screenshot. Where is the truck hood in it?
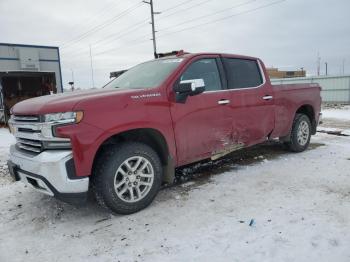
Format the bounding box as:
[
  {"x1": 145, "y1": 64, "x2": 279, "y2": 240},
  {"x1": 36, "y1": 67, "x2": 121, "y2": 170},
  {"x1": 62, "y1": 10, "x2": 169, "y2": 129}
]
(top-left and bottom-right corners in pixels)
[{"x1": 12, "y1": 88, "x2": 139, "y2": 115}]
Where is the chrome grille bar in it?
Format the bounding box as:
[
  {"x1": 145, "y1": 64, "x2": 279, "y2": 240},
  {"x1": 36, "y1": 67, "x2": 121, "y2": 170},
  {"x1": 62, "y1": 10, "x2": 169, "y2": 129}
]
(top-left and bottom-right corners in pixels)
[
  {"x1": 17, "y1": 138, "x2": 42, "y2": 148},
  {"x1": 13, "y1": 115, "x2": 40, "y2": 122},
  {"x1": 18, "y1": 144, "x2": 42, "y2": 153}
]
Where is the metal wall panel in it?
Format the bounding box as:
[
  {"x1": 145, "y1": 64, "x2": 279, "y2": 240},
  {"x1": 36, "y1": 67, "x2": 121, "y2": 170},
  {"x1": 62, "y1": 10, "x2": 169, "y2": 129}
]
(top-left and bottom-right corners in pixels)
[{"x1": 271, "y1": 75, "x2": 350, "y2": 103}]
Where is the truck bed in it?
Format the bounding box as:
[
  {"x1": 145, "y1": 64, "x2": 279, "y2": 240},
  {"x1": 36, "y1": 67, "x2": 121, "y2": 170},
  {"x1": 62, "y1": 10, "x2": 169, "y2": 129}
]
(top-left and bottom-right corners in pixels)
[{"x1": 271, "y1": 83, "x2": 322, "y2": 138}]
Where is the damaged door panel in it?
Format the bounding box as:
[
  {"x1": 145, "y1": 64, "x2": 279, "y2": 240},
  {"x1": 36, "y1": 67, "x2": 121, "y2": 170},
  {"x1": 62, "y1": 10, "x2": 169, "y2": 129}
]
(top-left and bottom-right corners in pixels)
[
  {"x1": 170, "y1": 56, "x2": 233, "y2": 166},
  {"x1": 222, "y1": 57, "x2": 275, "y2": 146}
]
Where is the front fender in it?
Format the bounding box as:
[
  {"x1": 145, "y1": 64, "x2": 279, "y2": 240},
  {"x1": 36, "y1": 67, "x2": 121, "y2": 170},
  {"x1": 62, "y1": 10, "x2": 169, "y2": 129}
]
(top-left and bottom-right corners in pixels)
[{"x1": 55, "y1": 121, "x2": 176, "y2": 178}]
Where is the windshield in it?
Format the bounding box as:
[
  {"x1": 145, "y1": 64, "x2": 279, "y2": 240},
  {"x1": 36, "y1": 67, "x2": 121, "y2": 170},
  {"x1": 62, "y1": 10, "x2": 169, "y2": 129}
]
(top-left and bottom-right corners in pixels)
[{"x1": 104, "y1": 58, "x2": 183, "y2": 89}]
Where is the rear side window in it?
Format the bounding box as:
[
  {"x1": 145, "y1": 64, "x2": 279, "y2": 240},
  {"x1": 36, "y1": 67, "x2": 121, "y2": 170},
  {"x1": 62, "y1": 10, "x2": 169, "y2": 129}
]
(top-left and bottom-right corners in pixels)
[{"x1": 223, "y1": 58, "x2": 263, "y2": 89}]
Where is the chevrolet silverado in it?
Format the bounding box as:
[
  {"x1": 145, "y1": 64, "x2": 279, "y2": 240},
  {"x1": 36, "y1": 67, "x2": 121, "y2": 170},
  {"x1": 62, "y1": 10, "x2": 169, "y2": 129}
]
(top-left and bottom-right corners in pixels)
[{"x1": 7, "y1": 51, "x2": 321, "y2": 214}]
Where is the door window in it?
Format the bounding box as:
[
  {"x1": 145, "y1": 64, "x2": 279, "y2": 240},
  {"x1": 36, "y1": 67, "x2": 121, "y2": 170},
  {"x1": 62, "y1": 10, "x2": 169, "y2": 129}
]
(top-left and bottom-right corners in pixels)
[
  {"x1": 180, "y1": 59, "x2": 222, "y2": 91},
  {"x1": 223, "y1": 58, "x2": 263, "y2": 89}
]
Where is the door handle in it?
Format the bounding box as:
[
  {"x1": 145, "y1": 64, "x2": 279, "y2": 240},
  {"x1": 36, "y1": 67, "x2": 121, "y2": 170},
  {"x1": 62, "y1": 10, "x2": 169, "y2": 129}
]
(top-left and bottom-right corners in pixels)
[
  {"x1": 218, "y1": 99, "x2": 230, "y2": 105},
  {"x1": 262, "y1": 95, "x2": 273, "y2": 101}
]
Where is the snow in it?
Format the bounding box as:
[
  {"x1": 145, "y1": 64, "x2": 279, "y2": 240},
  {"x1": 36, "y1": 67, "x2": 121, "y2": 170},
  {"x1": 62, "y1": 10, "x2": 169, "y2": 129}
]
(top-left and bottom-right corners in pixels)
[
  {"x1": 0, "y1": 112, "x2": 350, "y2": 261},
  {"x1": 322, "y1": 105, "x2": 350, "y2": 121},
  {"x1": 0, "y1": 128, "x2": 15, "y2": 148},
  {"x1": 0, "y1": 128, "x2": 15, "y2": 186}
]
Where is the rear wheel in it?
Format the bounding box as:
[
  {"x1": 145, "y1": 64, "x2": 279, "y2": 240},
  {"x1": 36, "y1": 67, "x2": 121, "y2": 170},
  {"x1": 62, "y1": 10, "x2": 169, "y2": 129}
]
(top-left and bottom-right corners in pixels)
[
  {"x1": 285, "y1": 113, "x2": 312, "y2": 152},
  {"x1": 92, "y1": 142, "x2": 162, "y2": 214}
]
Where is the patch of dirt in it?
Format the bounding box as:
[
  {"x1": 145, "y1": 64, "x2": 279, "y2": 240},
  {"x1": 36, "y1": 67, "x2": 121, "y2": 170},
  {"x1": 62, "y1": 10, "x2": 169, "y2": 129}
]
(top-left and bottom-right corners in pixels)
[
  {"x1": 320, "y1": 118, "x2": 350, "y2": 130},
  {"x1": 322, "y1": 103, "x2": 349, "y2": 110},
  {"x1": 170, "y1": 141, "x2": 325, "y2": 190},
  {"x1": 321, "y1": 185, "x2": 350, "y2": 200}
]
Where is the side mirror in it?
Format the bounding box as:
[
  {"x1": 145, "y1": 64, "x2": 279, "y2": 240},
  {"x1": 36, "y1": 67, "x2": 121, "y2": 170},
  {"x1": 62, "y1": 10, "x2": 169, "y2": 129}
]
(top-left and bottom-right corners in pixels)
[
  {"x1": 173, "y1": 79, "x2": 205, "y2": 103},
  {"x1": 174, "y1": 79, "x2": 205, "y2": 96}
]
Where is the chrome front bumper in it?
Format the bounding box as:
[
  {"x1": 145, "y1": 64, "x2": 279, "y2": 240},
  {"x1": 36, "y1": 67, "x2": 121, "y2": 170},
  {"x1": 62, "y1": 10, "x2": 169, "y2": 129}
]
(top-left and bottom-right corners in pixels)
[{"x1": 9, "y1": 145, "x2": 89, "y2": 203}]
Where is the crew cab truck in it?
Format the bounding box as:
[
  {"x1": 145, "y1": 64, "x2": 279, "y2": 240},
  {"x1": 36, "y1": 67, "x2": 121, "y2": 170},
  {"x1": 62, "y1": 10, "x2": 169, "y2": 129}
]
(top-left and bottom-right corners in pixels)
[{"x1": 7, "y1": 52, "x2": 321, "y2": 214}]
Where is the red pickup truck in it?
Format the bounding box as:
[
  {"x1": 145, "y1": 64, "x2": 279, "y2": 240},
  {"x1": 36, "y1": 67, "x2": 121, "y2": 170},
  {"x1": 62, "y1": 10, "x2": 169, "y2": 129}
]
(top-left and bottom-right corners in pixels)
[{"x1": 7, "y1": 52, "x2": 321, "y2": 214}]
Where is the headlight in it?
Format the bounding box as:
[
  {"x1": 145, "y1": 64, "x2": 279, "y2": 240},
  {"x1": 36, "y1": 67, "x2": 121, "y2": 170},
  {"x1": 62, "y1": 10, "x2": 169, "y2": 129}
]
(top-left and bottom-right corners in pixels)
[
  {"x1": 41, "y1": 111, "x2": 83, "y2": 139},
  {"x1": 44, "y1": 111, "x2": 84, "y2": 123}
]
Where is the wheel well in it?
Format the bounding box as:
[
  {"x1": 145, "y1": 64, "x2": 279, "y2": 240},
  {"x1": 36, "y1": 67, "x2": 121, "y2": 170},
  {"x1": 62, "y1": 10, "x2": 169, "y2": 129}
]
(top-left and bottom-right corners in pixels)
[
  {"x1": 94, "y1": 128, "x2": 170, "y2": 167},
  {"x1": 296, "y1": 105, "x2": 316, "y2": 133}
]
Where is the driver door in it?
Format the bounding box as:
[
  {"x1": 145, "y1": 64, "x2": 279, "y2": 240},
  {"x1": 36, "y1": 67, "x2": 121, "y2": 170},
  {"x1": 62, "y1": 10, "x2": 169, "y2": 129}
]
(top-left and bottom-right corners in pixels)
[{"x1": 170, "y1": 57, "x2": 233, "y2": 166}]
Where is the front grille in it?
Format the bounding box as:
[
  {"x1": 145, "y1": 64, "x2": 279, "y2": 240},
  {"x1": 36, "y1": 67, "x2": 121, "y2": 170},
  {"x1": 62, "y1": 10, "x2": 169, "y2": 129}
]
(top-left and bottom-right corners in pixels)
[
  {"x1": 11, "y1": 114, "x2": 71, "y2": 155},
  {"x1": 17, "y1": 138, "x2": 43, "y2": 153},
  {"x1": 13, "y1": 115, "x2": 40, "y2": 122},
  {"x1": 11, "y1": 114, "x2": 43, "y2": 154},
  {"x1": 17, "y1": 127, "x2": 41, "y2": 133}
]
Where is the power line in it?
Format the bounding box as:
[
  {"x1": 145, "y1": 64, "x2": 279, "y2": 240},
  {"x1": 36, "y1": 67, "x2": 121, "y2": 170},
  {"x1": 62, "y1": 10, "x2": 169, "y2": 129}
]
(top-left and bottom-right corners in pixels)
[
  {"x1": 63, "y1": 0, "x2": 207, "y2": 54},
  {"x1": 93, "y1": 35, "x2": 151, "y2": 56},
  {"x1": 157, "y1": 0, "x2": 286, "y2": 38},
  {"x1": 88, "y1": 0, "x2": 212, "y2": 48},
  {"x1": 63, "y1": 0, "x2": 254, "y2": 58},
  {"x1": 66, "y1": 1, "x2": 125, "y2": 34},
  {"x1": 159, "y1": 0, "x2": 257, "y2": 32},
  {"x1": 61, "y1": 19, "x2": 150, "y2": 58},
  {"x1": 92, "y1": 19, "x2": 149, "y2": 46},
  {"x1": 158, "y1": 0, "x2": 215, "y2": 21},
  {"x1": 62, "y1": 0, "x2": 216, "y2": 57},
  {"x1": 61, "y1": 1, "x2": 143, "y2": 48},
  {"x1": 90, "y1": 0, "x2": 286, "y2": 57},
  {"x1": 160, "y1": 0, "x2": 199, "y2": 13}
]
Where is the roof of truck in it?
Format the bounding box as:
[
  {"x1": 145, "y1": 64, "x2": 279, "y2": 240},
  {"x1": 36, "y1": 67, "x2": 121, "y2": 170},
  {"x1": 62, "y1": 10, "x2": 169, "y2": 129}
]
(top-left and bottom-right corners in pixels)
[{"x1": 157, "y1": 50, "x2": 259, "y2": 61}]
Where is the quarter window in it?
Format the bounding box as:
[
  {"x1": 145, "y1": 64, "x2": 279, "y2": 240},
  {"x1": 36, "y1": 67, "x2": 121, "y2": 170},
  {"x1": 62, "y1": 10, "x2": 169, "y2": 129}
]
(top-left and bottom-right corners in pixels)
[
  {"x1": 180, "y1": 58, "x2": 222, "y2": 91},
  {"x1": 223, "y1": 58, "x2": 263, "y2": 89}
]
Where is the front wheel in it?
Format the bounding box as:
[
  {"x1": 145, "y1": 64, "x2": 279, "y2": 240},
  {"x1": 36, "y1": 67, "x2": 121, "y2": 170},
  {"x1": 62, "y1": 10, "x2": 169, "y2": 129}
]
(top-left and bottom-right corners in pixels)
[
  {"x1": 285, "y1": 113, "x2": 312, "y2": 152},
  {"x1": 92, "y1": 142, "x2": 162, "y2": 214}
]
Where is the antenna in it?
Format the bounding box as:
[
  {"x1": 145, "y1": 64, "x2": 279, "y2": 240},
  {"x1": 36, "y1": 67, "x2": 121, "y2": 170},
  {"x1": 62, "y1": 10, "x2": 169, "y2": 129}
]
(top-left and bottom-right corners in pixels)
[
  {"x1": 89, "y1": 45, "x2": 95, "y2": 88},
  {"x1": 317, "y1": 52, "x2": 321, "y2": 76}
]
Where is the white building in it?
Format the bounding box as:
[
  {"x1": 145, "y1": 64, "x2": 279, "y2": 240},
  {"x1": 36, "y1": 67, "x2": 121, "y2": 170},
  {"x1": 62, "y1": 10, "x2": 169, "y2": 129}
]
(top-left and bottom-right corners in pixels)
[{"x1": 0, "y1": 43, "x2": 63, "y2": 123}]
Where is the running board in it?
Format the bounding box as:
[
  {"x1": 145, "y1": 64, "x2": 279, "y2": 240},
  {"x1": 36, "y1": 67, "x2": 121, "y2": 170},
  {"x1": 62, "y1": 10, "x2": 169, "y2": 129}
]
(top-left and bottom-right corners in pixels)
[{"x1": 211, "y1": 143, "x2": 245, "y2": 161}]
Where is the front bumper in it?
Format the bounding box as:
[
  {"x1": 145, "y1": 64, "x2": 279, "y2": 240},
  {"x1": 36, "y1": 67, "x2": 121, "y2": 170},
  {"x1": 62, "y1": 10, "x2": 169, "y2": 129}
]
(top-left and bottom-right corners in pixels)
[{"x1": 8, "y1": 145, "x2": 89, "y2": 205}]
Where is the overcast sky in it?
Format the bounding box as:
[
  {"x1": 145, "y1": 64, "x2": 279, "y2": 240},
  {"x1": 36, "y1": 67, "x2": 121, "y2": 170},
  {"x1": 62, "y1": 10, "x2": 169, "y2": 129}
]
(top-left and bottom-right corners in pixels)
[{"x1": 1, "y1": 0, "x2": 350, "y2": 89}]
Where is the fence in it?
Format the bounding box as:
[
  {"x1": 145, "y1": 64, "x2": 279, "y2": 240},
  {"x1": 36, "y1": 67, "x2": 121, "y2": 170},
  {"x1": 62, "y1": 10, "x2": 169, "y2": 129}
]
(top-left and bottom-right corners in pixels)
[{"x1": 271, "y1": 75, "x2": 350, "y2": 103}]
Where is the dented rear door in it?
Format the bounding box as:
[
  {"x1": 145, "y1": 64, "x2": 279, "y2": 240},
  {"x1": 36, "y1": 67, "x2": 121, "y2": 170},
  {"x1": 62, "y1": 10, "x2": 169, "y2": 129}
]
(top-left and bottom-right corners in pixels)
[{"x1": 222, "y1": 57, "x2": 275, "y2": 146}]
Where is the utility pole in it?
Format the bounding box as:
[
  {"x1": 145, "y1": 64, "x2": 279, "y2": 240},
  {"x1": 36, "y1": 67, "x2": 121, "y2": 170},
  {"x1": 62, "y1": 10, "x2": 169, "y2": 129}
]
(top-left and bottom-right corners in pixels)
[
  {"x1": 70, "y1": 69, "x2": 75, "y2": 91},
  {"x1": 89, "y1": 45, "x2": 95, "y2": 89},
  {"x1": 71, "y1": 69, "x2": 75, "y2": 84},
  {"x1": 325, "y1": 62, "x2": 328, "y2": 76},
  {"x1": 143, "y1": 0, "x2": 161, "y2": 58},
  {"x1": 342, "y1": 59, "x2": 346, "y2": 75},
  {"x1": 317, "y1": 52, "x2": 321, "y2": 76}
]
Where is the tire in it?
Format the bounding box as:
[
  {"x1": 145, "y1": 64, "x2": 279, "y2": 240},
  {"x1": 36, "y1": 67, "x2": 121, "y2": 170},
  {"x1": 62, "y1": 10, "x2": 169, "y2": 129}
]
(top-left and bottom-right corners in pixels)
[
  {"x1": 91, "y1": 142, "x2": 162, "y2": 214},
  {"x1": 285, "y1": 113, "x2": 312, "y2": 152}
]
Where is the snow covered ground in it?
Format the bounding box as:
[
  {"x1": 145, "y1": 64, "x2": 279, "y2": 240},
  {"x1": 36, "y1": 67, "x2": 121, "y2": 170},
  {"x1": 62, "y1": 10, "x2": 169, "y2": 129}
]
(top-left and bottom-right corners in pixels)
[
  {"x1": 322, "y1": 105, "x2": 350, "y2": 121},
  {"x1": 0, "y1": 128, "x2": 15, "y2": 186},
  {"x1": 319, "y1": 105, "x2": 350, "y2": 135},
  {"x1": 0, "y1": 109, "x2": 350, "y2": 262}
]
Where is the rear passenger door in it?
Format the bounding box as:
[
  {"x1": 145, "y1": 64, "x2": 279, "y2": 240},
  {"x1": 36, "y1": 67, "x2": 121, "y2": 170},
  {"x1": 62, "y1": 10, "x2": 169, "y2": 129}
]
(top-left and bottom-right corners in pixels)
[{"x1": 222, "y1": 57, "x2": 275, "y2": 146}]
